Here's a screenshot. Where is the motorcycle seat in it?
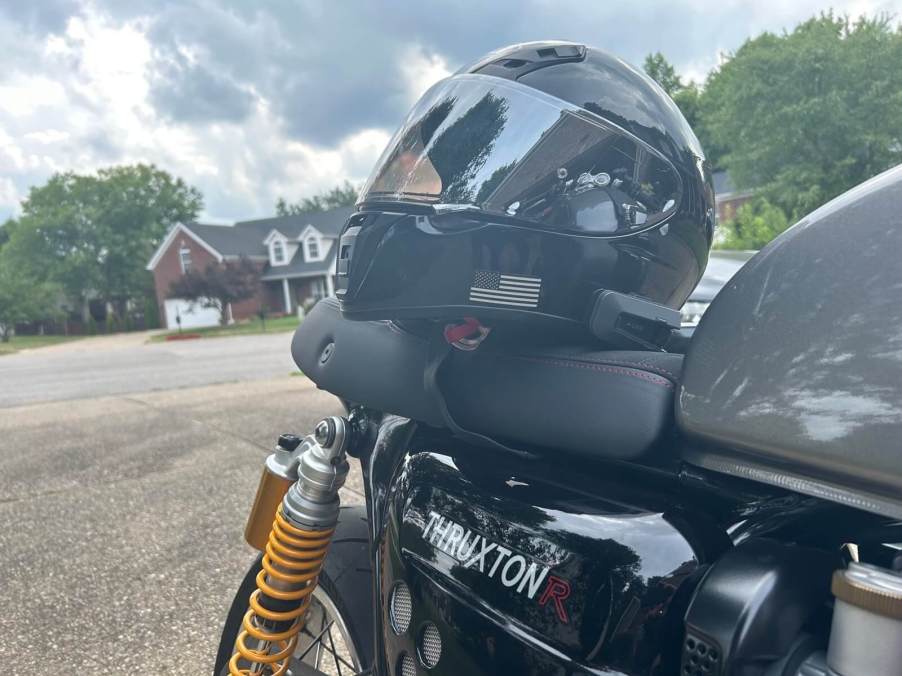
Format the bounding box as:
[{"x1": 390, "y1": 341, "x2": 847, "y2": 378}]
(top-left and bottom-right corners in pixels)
[{"x1": 293, "y1": 298, "x2": 682, "y2": 460}]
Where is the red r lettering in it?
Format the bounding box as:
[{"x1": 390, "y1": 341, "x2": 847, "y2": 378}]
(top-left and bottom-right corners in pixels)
[{"x1": 538, "y1": 575, "x2": 571, "y2": 624}]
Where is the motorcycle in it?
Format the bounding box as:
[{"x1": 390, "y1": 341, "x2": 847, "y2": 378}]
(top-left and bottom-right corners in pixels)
[{"x1": 214, "y1": 165, "x2": 902, "y2": 676}]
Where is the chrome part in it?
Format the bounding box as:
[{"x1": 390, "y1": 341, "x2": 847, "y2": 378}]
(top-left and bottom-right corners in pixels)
[
  {"x1": 314, "y1": 419, "x2": 336, "y2": 448},
  {"x1": 265, "y1": 432, "x2": 317, "y2": 482},
  {"x1": 432, "y1": 203, "x2": 480, "y2": 214},
  {"x1": 681, "y1": 450, "x2": 902, "y2": 521},
  {"x1": 282, "y1": 416, "x2": 351, "y2": 531},
  {"x1": 389, "y1": 582, "x2": 413, "y2": 635},
  {"x1": 418, "y1": 623, "x2": 441, "y2": 668},
  {"x1": 288, "y1": 585, "x2": 364, "y2": 675},
  {"x1": 827, "y1": 563, "x2": 902, "y2": 676}
]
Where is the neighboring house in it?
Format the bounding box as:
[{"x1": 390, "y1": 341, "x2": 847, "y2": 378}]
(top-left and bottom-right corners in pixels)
[
  {"x1": 146, "y1": 206, "x2": 353, "y2": 329},
  {"x1": 712, "y1": 170, "x2": 753, "y2": 224}
]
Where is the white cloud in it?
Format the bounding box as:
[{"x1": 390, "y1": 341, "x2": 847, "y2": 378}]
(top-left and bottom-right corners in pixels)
[
  {"x1": 0, "y1": 76, "x2": 67, "y2": 116},
  {"x1": 1, "y1": 0, "x2": 901, "y2": 223},
  {"x1": 0, "y1": 177, "x2": 19, "y2": 212},
  {"x1": 400, "y1": 46, "x2": 452, "y2": 104},
  {"x1": 0, "y1": 5, "x2": 388, "y2": 221}
]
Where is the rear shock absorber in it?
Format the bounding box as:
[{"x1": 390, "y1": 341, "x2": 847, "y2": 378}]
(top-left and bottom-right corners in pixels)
[{"x1": 230, "y1": 416, "x2": 350, "y2": 676}]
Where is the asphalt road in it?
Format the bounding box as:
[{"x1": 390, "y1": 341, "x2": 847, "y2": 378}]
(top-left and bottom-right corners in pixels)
[
  {"x1": 0, "y1": 334, "x2": 359, "y2": 673},
  {"x1": 0, "y1": 330, "x2": 298, "y2": 408}
]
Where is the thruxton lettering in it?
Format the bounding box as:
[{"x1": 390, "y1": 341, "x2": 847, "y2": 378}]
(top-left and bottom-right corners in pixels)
[{"x1": 422, "y1": 511, "x2": 551, "y2": 601}]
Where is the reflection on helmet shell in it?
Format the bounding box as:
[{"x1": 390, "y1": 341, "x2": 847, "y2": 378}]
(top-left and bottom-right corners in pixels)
[{"x1": 361, "y1": 75, "x2": 683, "y2": 236}]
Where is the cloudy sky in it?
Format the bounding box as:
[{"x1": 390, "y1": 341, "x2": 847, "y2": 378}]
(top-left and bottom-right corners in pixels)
[{"x1": 1, "y1": 0, "x2": 899, "y2": 222}]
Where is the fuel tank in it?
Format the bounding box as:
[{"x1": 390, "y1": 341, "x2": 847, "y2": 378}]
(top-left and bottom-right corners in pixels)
[
  {"x1": 376, "y1": 439, "x2": 730, "y2": 676},
  {"x1": 678, "y1": 165, "x2": 902, "y2": 519}
]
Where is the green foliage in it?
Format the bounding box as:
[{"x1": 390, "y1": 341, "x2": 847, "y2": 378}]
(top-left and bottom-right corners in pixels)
[
  {"x1": 643, "y1": 52, "x2": 720, "y2": 166},
  {"x1": 3, "y1": 164, "x2": 203, "y2": 315},
  {"x1": 168, "y1": 257, "x2": 260, "y2": 326},
  {"x1": 643, "y1": 52, "x2": 684, "y2": 96},
  {"x1": 701, "y1": 13, "x2": 902, "y2": 219},
  {"x1": 0, "y1": 254, "x2": 60, "y2": 341},
  {"x1": 717, "y1": 198, "x2": 791, "y2": 250},
  {"x1": 143, "y1": 296, "x2": 161, "y2": 329},
  {"x1": 276, "y1": 181, "x2": 359, "y2": 216},
  {"x1": 87, "y1": 316, "x2": 97, "y2": 335},
  {"x1": 0, "y1": 219, "x2": 11, "y2": 250}
]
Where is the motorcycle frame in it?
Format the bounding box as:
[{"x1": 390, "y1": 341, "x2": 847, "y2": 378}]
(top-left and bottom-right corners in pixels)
[{"x1": 344, "y1": 406, "x2": 895, "y2": 676}]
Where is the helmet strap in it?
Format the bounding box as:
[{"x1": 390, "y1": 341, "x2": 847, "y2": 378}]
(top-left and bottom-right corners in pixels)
[{"x1": 423, "y1": 332, "x2": 538, "y2": 460}]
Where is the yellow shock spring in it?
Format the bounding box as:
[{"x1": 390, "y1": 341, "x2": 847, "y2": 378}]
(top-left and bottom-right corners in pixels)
[{"x1": 229, "y1": 504, "x2": 335, "y2": 675}]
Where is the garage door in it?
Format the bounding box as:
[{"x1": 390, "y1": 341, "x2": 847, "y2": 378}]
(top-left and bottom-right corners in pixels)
[{"x1": 164, "y1": 298, "x2": 221, "y2": 329}]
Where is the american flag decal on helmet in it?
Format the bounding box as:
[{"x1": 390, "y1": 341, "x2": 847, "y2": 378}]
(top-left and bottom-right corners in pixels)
[{"x1": 469, "y1": 271, "x2": 542, "y2": 308}]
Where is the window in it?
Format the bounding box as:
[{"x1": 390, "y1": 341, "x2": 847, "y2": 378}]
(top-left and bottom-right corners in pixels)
[
  {"x1": 179, "y1": 246, "x2": 192, "y2": 274},
  {"x1": 272, "y1": 239, "x2": 286, "y2": 264},
  {"x1": 306, "y1": 237, "x2": 319, "y2": 261}
]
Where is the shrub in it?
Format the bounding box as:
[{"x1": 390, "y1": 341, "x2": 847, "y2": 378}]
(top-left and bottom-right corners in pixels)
[{"x1": 717, "y1": 198, "x2": 790, "y2": 250}]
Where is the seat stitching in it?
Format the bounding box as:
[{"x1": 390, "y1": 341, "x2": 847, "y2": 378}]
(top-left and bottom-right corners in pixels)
[
  {"x1": 511, "y1": 356, "x2": 674, "y2": 389},
  {"x1": 518, "y1": 354, "x2": 679, "y2": 381},
  {"x1": 590, "y1": 358, "x2": 680, "y2": 381}
]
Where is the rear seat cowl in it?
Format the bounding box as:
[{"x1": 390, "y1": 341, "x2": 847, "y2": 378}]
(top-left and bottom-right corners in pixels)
[{"x1": 293, "y1": 299, "x2": 681, "y2": 460}]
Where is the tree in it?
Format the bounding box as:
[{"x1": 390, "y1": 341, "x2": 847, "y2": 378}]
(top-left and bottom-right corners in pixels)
[
  {"x1": 0, "y1": 219, "x2": 11, "y2": 250},
  {"x1": 4, "y1": 164, "x2": 203, "y2": 320},
  {"x1": 643, "y1": 52, "x2": 684, "y2": 96},
  {"x1": 275, "y1": 181, "x2": 359, "y2": 215},
  {"x1": 717, "y1": 198, "x2": 790, "y2": 250},
  {"x1": 0, "y1": 254, "x2": 60, "y2": 341},
  {"x1": 167, "y1": 257, "x2": 260, "y2": 326},
  {"x1": 700, "y1": 13, "x2": 902, "y2": 219},
  {"x1": 643, "y1": 52, "x2": 721, "y2": 166}
]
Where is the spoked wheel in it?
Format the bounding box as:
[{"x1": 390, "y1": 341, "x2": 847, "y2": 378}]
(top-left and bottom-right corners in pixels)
[
  {"x1": 215, "y1": 506, "x2": 374, "y2": 676},
  {"x1": 289, "y1": 585, "x2": 363, "y2": 675}
]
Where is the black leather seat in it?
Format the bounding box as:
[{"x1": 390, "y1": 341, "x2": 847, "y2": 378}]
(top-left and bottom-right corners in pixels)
[{"x1": 293, "y1": 299, "x2": 681, "y2": 460}]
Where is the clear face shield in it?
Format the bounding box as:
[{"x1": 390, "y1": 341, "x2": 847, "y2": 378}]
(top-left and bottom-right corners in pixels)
[{"x1": 360, "y1": 74, "x2": 682, "y2": 235}]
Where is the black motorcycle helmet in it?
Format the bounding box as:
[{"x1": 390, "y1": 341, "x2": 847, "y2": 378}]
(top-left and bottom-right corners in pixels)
[{"x1": 335, "y1": 42, "x2": 714, "y2": 339}]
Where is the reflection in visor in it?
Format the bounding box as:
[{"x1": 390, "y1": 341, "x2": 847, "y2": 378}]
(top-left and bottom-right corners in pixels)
[{"x1": 362, "y1": 75, "x2": 682, "y2": 235}]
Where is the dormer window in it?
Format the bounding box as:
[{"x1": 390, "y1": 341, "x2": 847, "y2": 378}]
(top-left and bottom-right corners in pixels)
[
  {"x1": 179, "y1": 245, "x2": 192, "y2": 273},
  {"x1": 306, "y1": 237, "x2": 319, "y2": 261},
  {"x1": 272, "y1": 239, "x2": 286, "y2": 264}
]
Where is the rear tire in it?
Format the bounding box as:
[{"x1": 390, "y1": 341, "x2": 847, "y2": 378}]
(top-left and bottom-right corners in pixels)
[{"x1": 214, "y1": 505, "x2": 374, "y2": 675}]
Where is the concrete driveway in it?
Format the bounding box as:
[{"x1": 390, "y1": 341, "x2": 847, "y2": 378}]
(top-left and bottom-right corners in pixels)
[{"x1": 0, "y1": 333, "x2": 358, "y2": 673}]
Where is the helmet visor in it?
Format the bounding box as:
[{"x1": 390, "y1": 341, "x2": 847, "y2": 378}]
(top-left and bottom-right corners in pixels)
[{"x1": 360, "y1": 74, "x2": 682, "y2": 234}]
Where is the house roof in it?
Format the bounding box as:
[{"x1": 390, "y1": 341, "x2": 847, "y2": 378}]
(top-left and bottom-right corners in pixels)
[
  {"x1": 235, "y1": 206, "x2": 354, "y2": 238},
  {"x1": 188, "y1": 222, "x2": 271, "y2": 258},
  {"x1": 146, "y1": 205, "x2": 354, "y2": 274},
  {"x1": 260, "y1": 240, "x2": 335, "y2": 280}
]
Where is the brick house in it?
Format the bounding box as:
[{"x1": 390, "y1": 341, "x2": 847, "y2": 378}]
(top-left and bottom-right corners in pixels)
[
  {"x1": 712, "y1": 170, "x2": 753, "y2": 224},
  {"x1": 146, "y1": 206, "x2": 352, "y2": 329}
]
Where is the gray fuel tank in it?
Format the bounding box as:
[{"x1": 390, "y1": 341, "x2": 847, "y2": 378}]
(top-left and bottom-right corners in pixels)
[{"x1": 678, "y1": 165, "x2": 902, "y2": 519}]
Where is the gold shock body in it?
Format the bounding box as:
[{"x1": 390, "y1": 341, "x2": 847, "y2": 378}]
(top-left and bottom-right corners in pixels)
[{"x1": 244, "y1": 468, "x2": 294, "y2": 552}]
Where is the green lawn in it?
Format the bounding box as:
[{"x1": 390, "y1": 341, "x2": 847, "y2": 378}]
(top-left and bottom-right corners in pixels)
[
  {"x1": 149, "y1": 315, "x2": 300, "y2": 342},
  {"x1": 0, "y1": 334, "x2": 84, "y2": 355}
]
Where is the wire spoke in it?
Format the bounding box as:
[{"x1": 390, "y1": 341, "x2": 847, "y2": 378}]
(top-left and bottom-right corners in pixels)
[{"x1": 287, "y1": 591, "x2": 363, "y2": 676}]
